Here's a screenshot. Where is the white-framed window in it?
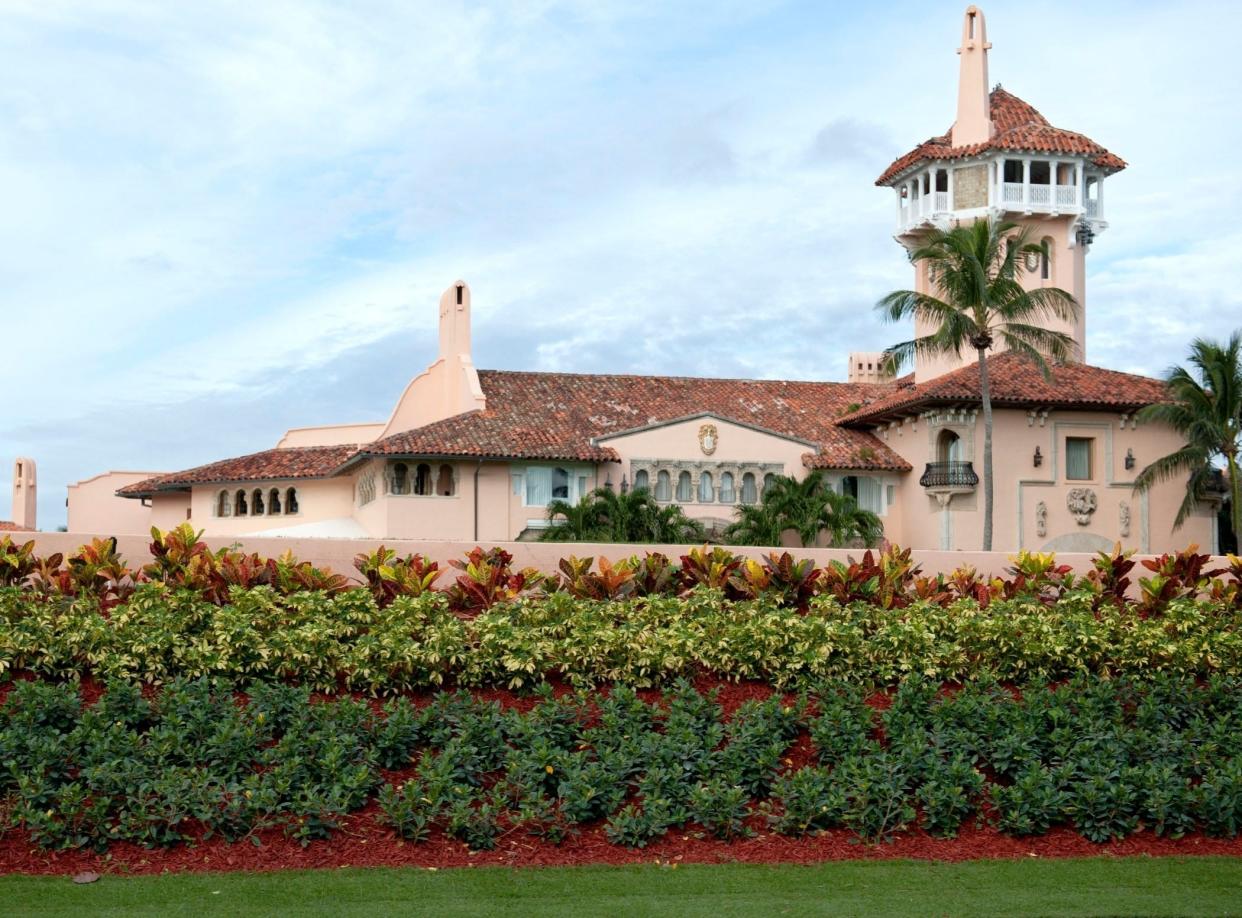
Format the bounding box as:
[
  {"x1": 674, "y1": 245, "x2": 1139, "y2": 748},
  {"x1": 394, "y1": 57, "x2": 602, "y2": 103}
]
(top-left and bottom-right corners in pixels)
[
  {"x1": 633, "y1": 470, "x2": 649, "y2": 493},
  {"x1": 520, "y1": 465, "x2": 590, "y2": 507},
  {"x1": 698, "y1": 471, "x2": 714, "y2": 503},
  {"x1": 676, "y1": 471, "x2": 693, "y2": 501},
  {"x1": 741, "y1": 472, "x2": 758, "y2": 504},
  {"x1": 1066, "y1": 437, "x2": 1093, "y2": 480},
  {"x1": 719, "y1": 471, "x2": 735, "y2": 503},
  {"x1": 216, "y1": 490, "x2": 231, "y2": 517},
  {"x1": 655, "y1": 470, "x2": 672, "y2": 501}
]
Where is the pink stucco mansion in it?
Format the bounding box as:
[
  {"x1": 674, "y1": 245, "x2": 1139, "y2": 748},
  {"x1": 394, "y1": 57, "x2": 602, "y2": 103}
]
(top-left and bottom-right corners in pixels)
[{"x1": 60, "y1": 7, "x2": 1222, "y2": 554}]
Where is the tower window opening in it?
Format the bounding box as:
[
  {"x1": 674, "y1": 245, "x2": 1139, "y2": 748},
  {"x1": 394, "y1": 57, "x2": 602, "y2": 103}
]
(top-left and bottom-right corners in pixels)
[
  {"x1": 968, "y1": 12, "x2": 976, "y2": 39},
  {"x1": 455, "y1": 285, "x2": 463, "y2": 305}
]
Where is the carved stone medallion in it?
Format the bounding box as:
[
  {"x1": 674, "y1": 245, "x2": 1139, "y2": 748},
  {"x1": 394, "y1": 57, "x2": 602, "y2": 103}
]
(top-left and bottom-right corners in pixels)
[
  {"x1": 698, "y1": 423, "x2": 718, "y2": 456},
  {"x1": 1066, "y1": 488, "x2": 1098, "y2": 526}
]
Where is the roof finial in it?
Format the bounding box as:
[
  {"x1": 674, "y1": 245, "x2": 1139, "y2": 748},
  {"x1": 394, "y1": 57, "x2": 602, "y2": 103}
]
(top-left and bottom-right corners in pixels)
[{"x1": 951, "y1": 6, "x2": 993, "y2": 146}]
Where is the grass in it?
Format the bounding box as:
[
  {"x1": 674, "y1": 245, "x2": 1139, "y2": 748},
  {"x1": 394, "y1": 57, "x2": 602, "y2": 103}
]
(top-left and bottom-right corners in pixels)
[{"x1": 4, "y1": 857, "x2": 1241, "y2": 917}]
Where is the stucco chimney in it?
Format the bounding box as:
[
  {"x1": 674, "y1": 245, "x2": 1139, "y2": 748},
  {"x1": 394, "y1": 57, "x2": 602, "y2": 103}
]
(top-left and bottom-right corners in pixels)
[
  {"x1": 11, "y1": 457, "x2": 36, "y2": 530},
  {"x1": 951, "y1": 6, "x2": 993, "y2": 147},
  {"x1": 439, "y1": 280, "x2": 472, "y2": 363}
]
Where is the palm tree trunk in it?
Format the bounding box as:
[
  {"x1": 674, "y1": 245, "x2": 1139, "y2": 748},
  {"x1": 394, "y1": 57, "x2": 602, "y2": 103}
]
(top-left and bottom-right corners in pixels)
[
  {"x1": 1228, "y1": 453, "x2": 1242, "y2": 554},
  {"x1": 978, "y1": 347, "x2": 994, "y2": 551}
]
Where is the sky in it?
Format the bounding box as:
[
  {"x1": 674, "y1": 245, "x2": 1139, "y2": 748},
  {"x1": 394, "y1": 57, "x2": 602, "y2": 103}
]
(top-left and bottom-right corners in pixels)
[{"x1": 3, "y1": 0, "x2": 1242, "y2": 528}]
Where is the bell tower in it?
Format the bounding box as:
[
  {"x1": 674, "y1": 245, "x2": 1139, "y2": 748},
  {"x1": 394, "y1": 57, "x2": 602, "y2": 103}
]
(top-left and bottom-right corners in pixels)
[
  {"x1": 10, "y1": 457, "x2": 36, "y2": 530},
  {"x1": 875, "y1": 6, "x2": 1125, "y2": 382}
]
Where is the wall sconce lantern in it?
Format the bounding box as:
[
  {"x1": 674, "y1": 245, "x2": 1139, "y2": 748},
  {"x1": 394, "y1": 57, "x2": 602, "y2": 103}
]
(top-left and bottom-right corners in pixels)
[
  {"x1": 604, "y1": 475, "x2": 614, "y2": 492},
  {"x1": 620, "y1": 475, "x2": 630, "y2": 495},
  {"x1": 1125, "y1": 449, "x2": 1136, "y2": 471},
  {"x1": 1033, "y1": 446, "x2": 1043, "y2": 468}
]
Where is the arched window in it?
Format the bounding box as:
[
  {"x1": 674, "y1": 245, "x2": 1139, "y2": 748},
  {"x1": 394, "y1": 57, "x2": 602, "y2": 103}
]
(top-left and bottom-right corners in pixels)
[
  {"x1": 719, "y1": 472, "x2": 735, "y2": 503},
  {"x1": 414, "y1": 463, "x2": 431, "y2": 496},
  {"x1": 762, "y1": 473, "x2": 776, "y2": 497},
  {"x1": 436, "y1": 464, "x2": 455, "y2": 496},
  {"x1": 235, "y1": 489, "x2": 248, "y2": 516},
  {"x1": 655, "y1": 470, "x2": 672, "y2": 501},
  {"x1": 252, "y1": 489, "x2": 264, "y2": 515},
  {"x1": 676, "y1": 471, "x2": 692, "y2": 501},
  {"x1": 698, "y1": 471, "x2": 714, "y2": 503},
  {"x1": 285, "y1": 487, "x2": 299, "y2": 514},
  {"x1": 216, "y1": 490, "x2": 231, "y2": 517},
  {"x1": 268, "y1": 488, "x2": 281, "y2": 515},
  {"x1": 741, "y1": 472, "x2": 758, "y2": 504},
  {"x1": 633, "y1": 470, "x2": 649, "y2": 493},
  {"x1": 937, "y1": 429, "x2": 963, "y2": 463},
  {"x1": 392, "y1": 462, "x2": 409, "y2": 495}
]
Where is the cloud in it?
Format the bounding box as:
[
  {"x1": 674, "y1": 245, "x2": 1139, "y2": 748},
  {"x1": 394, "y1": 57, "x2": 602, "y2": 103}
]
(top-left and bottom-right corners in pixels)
[{"x1": 3, "y1": 0, "x2": 1241, "y2": 528}]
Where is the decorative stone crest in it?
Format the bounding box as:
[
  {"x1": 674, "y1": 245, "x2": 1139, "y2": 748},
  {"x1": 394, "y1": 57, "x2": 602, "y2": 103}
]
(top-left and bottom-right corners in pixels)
[
  {"x1": 698, "y1": 423, "x2": 718, "y2": 456},
  {"x1": 1035, "y1": 500, "x2": 1047, "y2": 538},
  {"x1": 1066, "y1": 488, "x2": 1098, "y2": 526},
  {"x1": 1120, "y1": 501, "x2": 1131, "y2": 538}
]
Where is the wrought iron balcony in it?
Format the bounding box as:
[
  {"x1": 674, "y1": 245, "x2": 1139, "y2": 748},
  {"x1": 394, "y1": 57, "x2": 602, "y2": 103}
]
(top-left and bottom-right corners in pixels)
[{"x1": 919, "y1": 461, "x2": 979, "y2": 490}]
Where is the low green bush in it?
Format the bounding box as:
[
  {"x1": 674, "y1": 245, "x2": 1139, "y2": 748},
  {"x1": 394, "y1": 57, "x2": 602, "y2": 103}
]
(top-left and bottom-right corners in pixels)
[
  {"x1": 4, "y1": 673, "x2": 1242, "y2": 854},
  {"x1": 5, "y1": 584, "x2": 1242, "y2": 692}
]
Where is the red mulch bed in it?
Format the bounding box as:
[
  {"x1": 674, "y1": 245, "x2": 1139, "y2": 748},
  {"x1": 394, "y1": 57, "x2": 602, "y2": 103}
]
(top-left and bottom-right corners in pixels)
[{"x1": 3, "y1": 673, "x2": 1242, "y2": 876}]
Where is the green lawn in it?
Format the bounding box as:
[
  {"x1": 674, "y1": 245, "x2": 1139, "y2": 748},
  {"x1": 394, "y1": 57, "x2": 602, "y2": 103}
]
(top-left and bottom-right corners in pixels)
[{"x1": 4, "y1": 857, "x2": 1241, "y2": 917}]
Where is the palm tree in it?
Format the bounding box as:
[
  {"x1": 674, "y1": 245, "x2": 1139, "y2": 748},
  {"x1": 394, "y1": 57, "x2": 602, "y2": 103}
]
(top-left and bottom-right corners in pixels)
[
  {"x1": 1134, "y1": 332, "x2": 1242, "y2": 542},
  {"x1": 543, "y1": 487, "x2": 705, "y2": 543},
  {"x1": 876, "y1": 218, "x2": 1079, "y2": 550},
  {"x1": 723, "y1": 472, "x2": 882, "y2": 548}
]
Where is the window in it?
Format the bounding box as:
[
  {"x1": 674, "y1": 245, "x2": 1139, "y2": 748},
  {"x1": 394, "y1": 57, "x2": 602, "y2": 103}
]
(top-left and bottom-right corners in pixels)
[
  {"x1": 676, "y1": 471, "x2": 692, "y2": 501},
  {"x1": 698, "y1": 471, "x2": 714, "y2": 503},
  {"x1": 1040, "y1": 236, "x2": 1053, "y2": 281},
  {"x1": 1003, "y1": 160, "x2": 1023, "y2": 183},
  {"x1": 552, "y1": 467, "x2": 570, "y2": 500},
  {"x1": 655, "y1": 470, "x2": 672, "y2": 501},
  {"x1": 437, "y1": 464, "x2": 455, "y2": 496},
  {"x1": 414, "y1": 463, "x2": 432, "y2": 496},
  {"x1": 741, "y1": 472, "x2": 758, "y2": 504},
  {"x1": 216, "y1": 491, "x2": 231, "y2": 517},
  {"x1": 252, "y1": 489, "x2": 265, "y2": 515},
  {"x1": 856, "y1": 476, "x2": 883, "y2": 514},
  {"x1": 358, "y1": 473, "x2": 376, "y2": 506},
  {"x1": 392, "y1": 462, "x2": 409, "y2": 495},
  {"x1": 268, "y1": 488, "x2": 282, "y2": 515},
  {"x1": 1066, "y1": 437, "x2": 1093, "y2": 480},
  {"x1": 524, "y1": 466, "x2": 584, "y2": 506},
  {"x1": 235, "y1": 489, "x2": 248, "y2": 516},
  {"x1": 526, "y1": 467, "x2": 552, "y2": 505},
  {"x1": 1029, "y1": 160, "x2": 1051, "y2": 185},
  {"x1": 633, "y1": 470, "x2": 649, "y2": 493},
  {"x1": 285, "y1": 487, "x2": 299, "y2": 514},
  {"x1": 719, "y1": 472, "x2": 735, "y2": 503},
  {"x1": 937, "y1": 430, "x2": 962, "y2": 463},
  {"x1": 762, "y1": 473, "x2": 776, "y2": 497}
]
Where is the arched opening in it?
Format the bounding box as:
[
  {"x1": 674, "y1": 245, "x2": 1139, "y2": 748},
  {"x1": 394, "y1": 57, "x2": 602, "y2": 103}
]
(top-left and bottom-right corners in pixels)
[
  {"x1": 675, "y1": 471, "x2": 692, "y2": 502},
  {"x1": 216, "y1": 491, "x2": 231, "y2": 517},
  {"x1": 392, "y1": 462, "x2": 409, "y2": 495},
  {"x1": 1040, "y1": 236, "x2": 1053, "y2": 281},
  {"x1": 436, "y1": 464, "x2": 455, "y2": 496},
  {"x1": 551, "y1": 467, "x2": 570, "y2": 500},
  {"x1": 285, "y1": 488, "x2": 299, "y2": 514},
  {"x1": 633, "y1": 470, "x2": 649, "y2": 493},
  {"x1": 414, "y1": 463, "x2": 432, "y2": 496},
  {"x1": 741, "y1": 472, "x2": 758, "y2": 504},
  {"x1": 235, "y1": 489, "x2": 248, "y2": 516},
  {"x1": 937, "y1": 429, "x2": 963, "y2": 463},
  {"x1": 719, "y1": 472, "x2": 735, "y2": 503},
  {"x1": 698, "y1": 471, "x2": 714, "y2": 503},
  {"x1": 252, "y1": 489, "x2": 264, "y2": 515},
  {"x1": 268, "y1": 488, "x2": 281, "y2": 515},
  {"x1": 762, "y1": 473, "x2": 776, "y2": 497},
  {"x1": 655, "y1": 470, "x2": 672, "y2": 501}
]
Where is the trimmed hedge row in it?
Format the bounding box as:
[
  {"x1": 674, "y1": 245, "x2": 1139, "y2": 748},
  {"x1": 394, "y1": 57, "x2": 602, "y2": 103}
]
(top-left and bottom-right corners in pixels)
[
  {"x1": 3, "y1": 674, "x2": 1241, "y2": 852},
  {"x1": 3, "y1": 585, "x2": 1242, "y2": 691}
]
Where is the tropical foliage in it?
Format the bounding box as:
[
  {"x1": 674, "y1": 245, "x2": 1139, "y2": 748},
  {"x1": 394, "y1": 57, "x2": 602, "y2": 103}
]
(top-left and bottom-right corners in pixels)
[
  {"x1": 723, "y1": 472, "x2": 882, "y2": 548},
  {"x1": 876, "y1": 218, "x2": 1079, "y2": 550},
  {"x1": 542, "y1": 487, "x2": 705, "y2": 543},
  {"x1": 1135, "y1": 331, "x2": 1241, "y2": 546}
]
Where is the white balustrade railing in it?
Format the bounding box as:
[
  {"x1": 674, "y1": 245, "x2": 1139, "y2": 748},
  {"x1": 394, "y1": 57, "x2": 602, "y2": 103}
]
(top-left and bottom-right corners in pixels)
[
  {"x1": 1028, "y1": 185, "x2": 1051, "y2": 206},
  {"x1": 933, "y1": 191, "x2": 949, "y2": 212},
  {"x1": 1002, "y1": 182, "x2": 1024, "y2": 205},
  {"x1": 1054, "y1": 185, "x2": 1077, "y2": 208},
  {"x1": 1085, "y1": 199, "x2": 1099, "y2": 218}
]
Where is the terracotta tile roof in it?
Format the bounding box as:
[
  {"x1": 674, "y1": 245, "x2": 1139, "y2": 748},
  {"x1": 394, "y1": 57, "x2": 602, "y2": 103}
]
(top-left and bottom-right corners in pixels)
[
  {"x1": 838, "y1": 352, "x2": 1168, "y2": 426},
  {"x1": 117, "y1": 445, "x2": 357, "y2": 498},
  {"x1": 361, "y1": 370, "x2": 913, "y2": 472},
  {"x1": 875, "y1": 88, "x2": 1126, "y2": 186},
  {"x1": 0, "y1": 521, "x2": 32, "y2": 532}
]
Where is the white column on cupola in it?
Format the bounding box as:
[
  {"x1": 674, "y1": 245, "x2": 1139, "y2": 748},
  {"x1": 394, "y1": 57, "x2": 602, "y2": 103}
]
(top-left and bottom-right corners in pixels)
[{"x1": 951, "y1": 6, "x2": 993, "y2": 147}]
